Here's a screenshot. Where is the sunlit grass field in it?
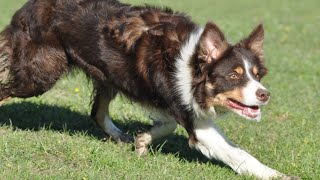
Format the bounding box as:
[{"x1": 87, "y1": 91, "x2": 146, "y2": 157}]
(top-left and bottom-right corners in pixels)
[{"x1": 0, "y1": 0, "x2": 319, "y2": 179}]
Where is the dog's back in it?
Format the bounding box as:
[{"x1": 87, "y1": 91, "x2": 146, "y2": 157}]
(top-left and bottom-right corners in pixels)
[
  {"x1": 0, "y1": 0, "x2": 199, "y2": 147},
  {"x1": 0, "y1": 0, "x2": 195, "y2": 104}
]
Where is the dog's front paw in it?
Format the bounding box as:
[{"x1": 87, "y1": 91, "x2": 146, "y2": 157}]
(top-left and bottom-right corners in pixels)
[
  {"x1": 281, "y1": 175, "x2": 301, "y2": 180},
  {"x1": 271, "y1": 172, "x2": 300, "y2": 180},
  {"x1": 135, "y1": 133, "x2": 152, "y2": 156}
]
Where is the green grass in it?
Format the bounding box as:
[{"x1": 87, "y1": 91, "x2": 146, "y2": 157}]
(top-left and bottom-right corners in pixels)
[{"x1": 0, "y1": 0, "x2": 319, "y2": 179}]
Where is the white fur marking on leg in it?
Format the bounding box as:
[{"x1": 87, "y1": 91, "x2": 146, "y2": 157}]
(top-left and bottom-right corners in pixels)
[
  {"x1": 135, "y1": 109, "x2": 177, "y2": 155},
  {"x1": 135, "y1": 133, "x2": 152, "y2": 155},
  {"x1": 101, "y1": 115, "x2": 123, "y2": 139},
  {"x1": 192, "y1": 118, "x2": 281, "y2": 179},
  {"x1": 149, "y1": 110, "x2": 178, "y2": 139}
]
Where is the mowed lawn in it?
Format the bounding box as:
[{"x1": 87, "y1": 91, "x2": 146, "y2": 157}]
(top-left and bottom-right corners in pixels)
[{"x1": 0, "y1": 0, "x2": 319, "y2": 179}]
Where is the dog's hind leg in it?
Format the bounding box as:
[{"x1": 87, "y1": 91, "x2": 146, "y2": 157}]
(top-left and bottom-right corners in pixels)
[
  {"x1": 135, "y1": 109, "x2": 177, "y2": 155},
  {"x1": 1, "y1": 47, "x2": 68, "y2": 99},
  {"x1": 0, "y1": 96, "x2": 10, "y2": 106},
  {"x1": 0, "y1": 81, "x2": 11, "y2": 106},
  {"x1": 0, "y1": 91, "x2": 11, "y2": 106},
  {"x1": 0, "y1": 27, "x2": 69, "y2": 100},
  {"x1": 91, "y1": 85, "x2": 133, "y2": 143},
  {"x1": 0, "y1": 34, "x2": 13, "y2": 105}
]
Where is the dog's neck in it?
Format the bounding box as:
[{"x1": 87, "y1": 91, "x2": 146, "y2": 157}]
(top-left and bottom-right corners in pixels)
[{"x1": 174, "y1": 28, "x2": 203, "y2": 107}]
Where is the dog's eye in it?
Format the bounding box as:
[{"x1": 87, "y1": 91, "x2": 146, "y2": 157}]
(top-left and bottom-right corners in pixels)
[{"x1": 228, "y1": 72, "x2": 240, "y2": 80}]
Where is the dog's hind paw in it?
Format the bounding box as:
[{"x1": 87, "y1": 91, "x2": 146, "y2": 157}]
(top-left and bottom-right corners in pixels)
[
  {"x1": 135, "y1": 133, "x2": 152, "y2": 156},
  {"x1": 118, "y1": 133, "x2": 134, "y2": 143},
  {"x1": 102, "y1": 132, "x2": 134, "y2": 144},
  {"x1": 135, "y1": 145, "x2": 148, "y2": 156},
  {"x1": 0, "y1": 97, "x2": 10, "y2": 106}
]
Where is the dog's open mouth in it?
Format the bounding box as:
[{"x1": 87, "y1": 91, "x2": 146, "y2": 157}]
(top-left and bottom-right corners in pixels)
[{"x1": 227, "y1": 99, "x2": 261, "y2": 119}]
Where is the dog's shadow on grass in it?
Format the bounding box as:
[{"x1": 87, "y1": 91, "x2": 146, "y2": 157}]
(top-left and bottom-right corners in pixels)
[{"x1": 0, "y1": 102, "x2": 226, "y2": 168}]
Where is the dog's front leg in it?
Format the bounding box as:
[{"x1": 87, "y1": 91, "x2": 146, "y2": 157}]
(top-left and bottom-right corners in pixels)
[{"x1": 190, "y1": 118, "x2": 283, "y2": 179}]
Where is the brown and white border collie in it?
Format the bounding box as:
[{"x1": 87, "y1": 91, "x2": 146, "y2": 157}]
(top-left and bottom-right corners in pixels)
[{"x1": 0, "y1": 0, "x2": 295, "y2": 179}]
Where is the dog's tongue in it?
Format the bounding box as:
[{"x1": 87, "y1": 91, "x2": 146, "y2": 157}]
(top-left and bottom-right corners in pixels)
[
  {"x1": 242, "y1": 107, "x2": 260, "y2": 118},
  {"x1": 228, "y1": 99, "x2": 261, "y2": 118}
]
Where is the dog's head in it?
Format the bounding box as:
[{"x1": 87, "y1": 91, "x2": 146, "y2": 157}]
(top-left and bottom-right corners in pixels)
[{"x1": 192, "y1": 22, "x2": 269, "y2": 121}]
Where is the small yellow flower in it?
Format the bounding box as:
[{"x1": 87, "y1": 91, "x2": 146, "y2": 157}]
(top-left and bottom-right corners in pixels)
[
  {"x1": 74, "y1": 87, "x2": 80, "y2": 93},
  {"x1": 280, "y1": 34, "x2": 288, "y2": 43},
  {"x1": 283, "y1": 26, "x2": 291, "y2": 33}
]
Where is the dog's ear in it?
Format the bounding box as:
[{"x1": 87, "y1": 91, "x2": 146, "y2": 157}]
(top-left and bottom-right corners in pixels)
[
  {"x1": 241, "y1": 24, "x2": 264, "y2": 60},
  {"x1": 198, "y1": 22, "x2": 229, "y2": 63}
]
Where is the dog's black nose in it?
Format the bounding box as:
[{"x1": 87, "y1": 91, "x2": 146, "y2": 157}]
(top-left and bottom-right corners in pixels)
[{"x1": 256, "y1": 89, "x2": 270, "y2": 102}]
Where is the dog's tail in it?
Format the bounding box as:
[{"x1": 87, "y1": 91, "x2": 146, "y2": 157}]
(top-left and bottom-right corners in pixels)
[{"x1": 0, "y1": 31, "x2": 12, "y2": 102}]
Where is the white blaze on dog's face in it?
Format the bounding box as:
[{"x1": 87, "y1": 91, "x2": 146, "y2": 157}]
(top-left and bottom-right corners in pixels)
[
  {"x1": 194, "y1": 23, "x2": 269, "y2": 121},
  {"x1": 225, "y1": 58, "x2": 270, "y2": 121}
]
